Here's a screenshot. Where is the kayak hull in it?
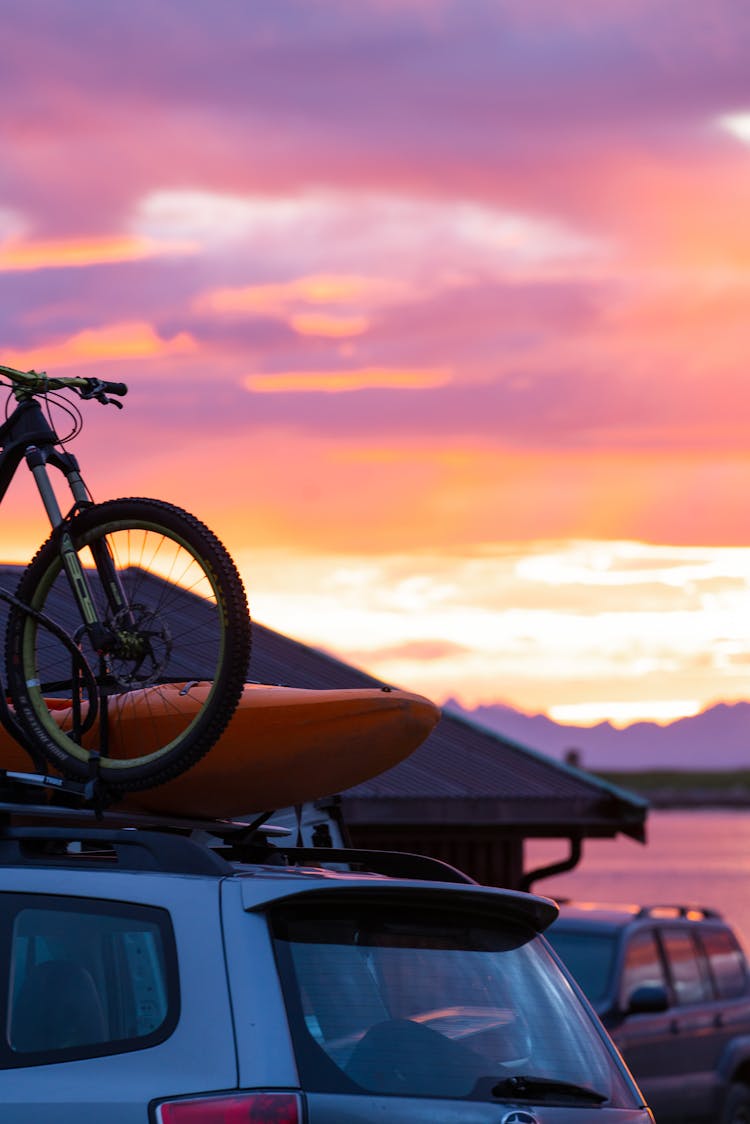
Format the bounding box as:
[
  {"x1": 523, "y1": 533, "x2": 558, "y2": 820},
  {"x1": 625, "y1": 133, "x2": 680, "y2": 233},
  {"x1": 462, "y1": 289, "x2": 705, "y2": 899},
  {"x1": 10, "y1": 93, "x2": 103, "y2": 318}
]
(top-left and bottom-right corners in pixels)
[{"x1": 1, "y1": 684, "x2": 441, "y2": 817}]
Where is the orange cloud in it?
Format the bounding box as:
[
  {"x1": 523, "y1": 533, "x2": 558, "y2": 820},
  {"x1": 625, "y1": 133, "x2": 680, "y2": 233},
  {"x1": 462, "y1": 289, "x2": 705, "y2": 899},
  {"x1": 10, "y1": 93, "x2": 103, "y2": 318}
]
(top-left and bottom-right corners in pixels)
[
  {"x1": 244, "y1": 367, "x2": 451, "y2": 392},
  {"x1": 195, "y1": 272, "x2": 418, "y2": 338},
  {"x1": 289, "y1": 312, "x2": 370, "y2": 337},
  {"x1": 6, "y1": 322, "x2": 196, "y2": 370},
  {"x1": 197, "y1": 273, "x2": 409, "y2": 315},
  {"x1": 0, "y1": 235, "x2": 196, "y2": 272}
]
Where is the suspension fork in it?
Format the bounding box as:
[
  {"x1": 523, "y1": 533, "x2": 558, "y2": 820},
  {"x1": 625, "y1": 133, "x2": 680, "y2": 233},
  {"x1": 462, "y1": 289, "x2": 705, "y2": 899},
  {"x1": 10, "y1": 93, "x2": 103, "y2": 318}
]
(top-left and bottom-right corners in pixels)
[
  {"x1": 87, "y1": 536, "x2": 136, "y2": 630},
  {"x1": 24, "y1": 444, "x2": 125, "y2": 652}
]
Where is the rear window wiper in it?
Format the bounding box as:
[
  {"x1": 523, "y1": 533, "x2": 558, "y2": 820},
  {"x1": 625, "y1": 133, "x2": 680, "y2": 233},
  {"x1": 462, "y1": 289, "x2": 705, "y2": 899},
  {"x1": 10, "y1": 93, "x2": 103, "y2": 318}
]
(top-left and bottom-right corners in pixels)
[{"x1": 490, "y1": 1074, "x2": 608, "y2": 1104}]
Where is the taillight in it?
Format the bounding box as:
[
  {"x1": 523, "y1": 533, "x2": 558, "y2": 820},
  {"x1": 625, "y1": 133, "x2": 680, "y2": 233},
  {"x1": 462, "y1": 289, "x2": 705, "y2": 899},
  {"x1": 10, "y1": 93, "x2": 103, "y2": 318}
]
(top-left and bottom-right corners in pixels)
[{"x1": 155, "y1": 1091, "x2": 300, "y2": 1123}]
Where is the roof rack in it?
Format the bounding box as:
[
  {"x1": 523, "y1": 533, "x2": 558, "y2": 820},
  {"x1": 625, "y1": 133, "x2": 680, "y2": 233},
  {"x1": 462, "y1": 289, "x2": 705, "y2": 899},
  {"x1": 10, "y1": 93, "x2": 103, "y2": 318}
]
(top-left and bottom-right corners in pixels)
[
  {"x1": 559, "y1": 899, "x2": 725, "y2": 922},
  {"x1": 0, "y1": 773, "x2": 293, "y2": 877},
  {"x1": 0, "y1": 773, "x2": 477, "y2": 885},
  {"x1": 0, "y1": 797, "x2": 478, "y2": 884},
  {"x1": 636, "y1": 904, "x2": 723, "y2": 921}
]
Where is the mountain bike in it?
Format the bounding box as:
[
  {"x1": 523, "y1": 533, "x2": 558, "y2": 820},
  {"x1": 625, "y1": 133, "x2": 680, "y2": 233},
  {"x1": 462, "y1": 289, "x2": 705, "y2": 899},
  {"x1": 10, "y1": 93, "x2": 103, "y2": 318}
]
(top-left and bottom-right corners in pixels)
[{"x1": 0, "y1": 362, "x2": 252, "y2": 795}]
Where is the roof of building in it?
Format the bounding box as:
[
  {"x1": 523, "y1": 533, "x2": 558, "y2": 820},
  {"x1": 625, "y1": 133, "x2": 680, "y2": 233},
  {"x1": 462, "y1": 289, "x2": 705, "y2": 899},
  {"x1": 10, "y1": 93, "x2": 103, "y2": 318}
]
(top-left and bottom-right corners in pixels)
[
  {"x1": 248, "y1": 621, "x2": 647, "y2": 842},
  {"x1": 0, "y1": 562, "x2": 646, "y2": 843}
]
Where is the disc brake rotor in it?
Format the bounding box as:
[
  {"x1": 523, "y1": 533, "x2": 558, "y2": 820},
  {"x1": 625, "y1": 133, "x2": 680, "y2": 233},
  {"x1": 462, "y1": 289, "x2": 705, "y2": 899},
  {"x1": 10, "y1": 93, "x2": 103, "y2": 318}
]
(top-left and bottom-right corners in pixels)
[{"x1": 106, "y1": 603, "x2": 172, "y2": 688}]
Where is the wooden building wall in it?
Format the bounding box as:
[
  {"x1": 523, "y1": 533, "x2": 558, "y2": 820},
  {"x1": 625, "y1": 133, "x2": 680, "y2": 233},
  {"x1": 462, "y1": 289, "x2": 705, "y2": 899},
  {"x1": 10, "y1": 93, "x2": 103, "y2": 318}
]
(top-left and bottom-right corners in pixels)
[{"x1": 347, "y1": 823, "x2": 525, "y2": 889}]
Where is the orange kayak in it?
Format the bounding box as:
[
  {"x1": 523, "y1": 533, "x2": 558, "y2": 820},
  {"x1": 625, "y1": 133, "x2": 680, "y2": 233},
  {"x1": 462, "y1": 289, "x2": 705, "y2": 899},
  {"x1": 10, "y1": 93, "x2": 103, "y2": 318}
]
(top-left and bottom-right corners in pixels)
[{"x1": 1, "y1": 684, "x2": 440, "y2": 817}]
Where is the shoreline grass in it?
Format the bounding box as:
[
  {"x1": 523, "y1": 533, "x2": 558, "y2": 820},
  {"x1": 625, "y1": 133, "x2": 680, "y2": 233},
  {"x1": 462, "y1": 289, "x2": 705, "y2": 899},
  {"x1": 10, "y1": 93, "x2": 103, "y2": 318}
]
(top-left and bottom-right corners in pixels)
[{"x1": 594, "y1": 769, "x2": 750, "y2": 803}]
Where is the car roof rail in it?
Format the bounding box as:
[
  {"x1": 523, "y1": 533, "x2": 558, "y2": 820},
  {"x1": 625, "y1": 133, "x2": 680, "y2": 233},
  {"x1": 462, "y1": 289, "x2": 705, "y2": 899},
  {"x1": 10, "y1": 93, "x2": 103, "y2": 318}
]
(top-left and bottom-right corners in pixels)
[
  {"x1": 636, "y1": 904, "x2": 723, "y2": 921},
  {"x1": 231, "y1": 842, "x2": 478, "y2": 884},
  {"x1": 0, "y1": 823, "x2": 236, "y2": 876}
]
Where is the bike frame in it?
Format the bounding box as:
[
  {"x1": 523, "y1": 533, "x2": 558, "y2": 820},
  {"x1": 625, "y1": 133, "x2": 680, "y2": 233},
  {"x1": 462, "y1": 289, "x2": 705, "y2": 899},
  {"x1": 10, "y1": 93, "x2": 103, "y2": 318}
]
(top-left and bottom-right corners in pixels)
[
  {"x1": 0, "y1": 392, "x2": 132, "y2": 670},
  {"x1": 0, "y1": 395, "x2": 89, "y2": 517}
]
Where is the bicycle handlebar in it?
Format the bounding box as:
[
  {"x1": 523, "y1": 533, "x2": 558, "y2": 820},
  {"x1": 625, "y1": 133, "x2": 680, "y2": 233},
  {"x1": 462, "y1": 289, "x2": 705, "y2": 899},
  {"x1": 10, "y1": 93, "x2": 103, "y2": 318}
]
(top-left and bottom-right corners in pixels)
[
  {"x1": 0, "y1": 364, "x2": 128, "y2": 404},
  {"x1": 78, "y1": 378, "x2": 128, "y2": 401}
]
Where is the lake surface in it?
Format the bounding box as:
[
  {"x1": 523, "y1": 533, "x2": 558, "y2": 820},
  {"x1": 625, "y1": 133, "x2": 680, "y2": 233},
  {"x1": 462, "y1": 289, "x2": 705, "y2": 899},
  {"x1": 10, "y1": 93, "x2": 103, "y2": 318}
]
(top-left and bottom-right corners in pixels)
[{"x1": 525, "y1": 808, "x2": 750, "y2": 948}]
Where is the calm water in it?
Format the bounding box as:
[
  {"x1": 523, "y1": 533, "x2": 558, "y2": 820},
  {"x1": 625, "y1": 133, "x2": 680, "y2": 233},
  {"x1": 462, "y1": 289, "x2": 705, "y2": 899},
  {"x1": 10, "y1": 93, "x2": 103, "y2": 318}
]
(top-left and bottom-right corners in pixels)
[{"x1": 525, "y1": 808, "x2": 750, "y2": 949}]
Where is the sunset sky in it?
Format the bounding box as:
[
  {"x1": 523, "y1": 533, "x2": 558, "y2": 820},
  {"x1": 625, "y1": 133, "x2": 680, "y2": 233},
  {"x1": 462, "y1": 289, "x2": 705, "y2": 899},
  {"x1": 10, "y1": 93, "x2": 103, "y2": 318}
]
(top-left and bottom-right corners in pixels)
[{"x1": 3, "y1": 0, "x2": 750, "y2": 729}]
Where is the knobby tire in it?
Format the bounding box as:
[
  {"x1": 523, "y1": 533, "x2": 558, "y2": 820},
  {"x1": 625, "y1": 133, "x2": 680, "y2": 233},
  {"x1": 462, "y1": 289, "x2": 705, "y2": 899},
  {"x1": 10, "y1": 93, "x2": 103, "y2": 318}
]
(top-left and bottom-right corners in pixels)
[{"x1": 4, "y1": 498, "x2": 251, "y2": 793}]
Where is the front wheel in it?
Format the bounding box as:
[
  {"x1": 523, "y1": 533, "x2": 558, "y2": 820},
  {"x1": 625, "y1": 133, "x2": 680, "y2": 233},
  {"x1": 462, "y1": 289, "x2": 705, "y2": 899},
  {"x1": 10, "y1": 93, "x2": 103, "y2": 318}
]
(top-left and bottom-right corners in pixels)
[{"x1": 5, "y1": 498, "x2": 251, "y2": 793}]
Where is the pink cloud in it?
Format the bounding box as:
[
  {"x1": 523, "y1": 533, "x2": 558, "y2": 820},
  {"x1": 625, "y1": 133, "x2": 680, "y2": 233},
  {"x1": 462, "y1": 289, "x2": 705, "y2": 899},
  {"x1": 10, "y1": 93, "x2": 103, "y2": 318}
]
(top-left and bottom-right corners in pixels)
[
  {"x1": 5, "y1": 323, "x2": 196, "y2": 371},
  {"x1": 1, "y1": 0, "x2": 750, "y2": 550}
]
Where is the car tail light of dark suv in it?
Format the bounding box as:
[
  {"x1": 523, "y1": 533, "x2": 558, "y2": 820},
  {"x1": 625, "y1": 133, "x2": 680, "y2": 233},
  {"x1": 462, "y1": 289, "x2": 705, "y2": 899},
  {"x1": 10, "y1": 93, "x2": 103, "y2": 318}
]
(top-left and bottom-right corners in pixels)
[{"x1": 154, "y1": 1091, "x2": 301, "y2": 1123}]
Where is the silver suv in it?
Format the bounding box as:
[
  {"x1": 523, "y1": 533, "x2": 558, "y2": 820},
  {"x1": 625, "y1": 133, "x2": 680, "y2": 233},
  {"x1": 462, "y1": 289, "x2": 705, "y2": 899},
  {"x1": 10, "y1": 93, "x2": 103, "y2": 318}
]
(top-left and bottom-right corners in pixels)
[{"x1": 0, "y1": 794, "x2": 654, "y2": 1123}]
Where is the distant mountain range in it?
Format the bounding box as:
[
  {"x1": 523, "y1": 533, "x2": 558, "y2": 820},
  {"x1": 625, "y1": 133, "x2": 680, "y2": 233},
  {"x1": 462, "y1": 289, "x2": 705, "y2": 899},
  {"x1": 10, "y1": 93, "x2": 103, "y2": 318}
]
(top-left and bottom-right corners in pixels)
[{"x1": 443, "y1": 699, "x2": 750, "y2": 772}]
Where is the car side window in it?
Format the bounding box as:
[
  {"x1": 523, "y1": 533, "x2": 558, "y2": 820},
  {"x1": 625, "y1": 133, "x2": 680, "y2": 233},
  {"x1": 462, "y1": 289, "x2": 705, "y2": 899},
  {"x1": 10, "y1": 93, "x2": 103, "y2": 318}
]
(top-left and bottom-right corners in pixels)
[
  {"x1": 700, "y1": 928, "x2": 749, "y2": 999},
  {"x1": 1, "y1": 895, "x2": 179, "y2": 1067},
  {"x1": 660, "y1": 929, "x2": 712, "y2": 1006},
  {"x1": 620, "y1": 929, "x2": 666, "y2": 1009}
]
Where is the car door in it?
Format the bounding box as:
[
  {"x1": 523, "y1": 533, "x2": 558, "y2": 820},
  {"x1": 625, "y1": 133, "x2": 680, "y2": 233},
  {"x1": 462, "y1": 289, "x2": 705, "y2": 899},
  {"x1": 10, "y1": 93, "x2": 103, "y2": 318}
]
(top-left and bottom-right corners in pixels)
[
  {"x1": 611, "y1": 925, "x2": 696, "y2": 1123},
  {"x1": 655, "y1": 926, "x2": 717, "y2": 1121},
  {"x1": 0, "y1": 880, "x2": 238, "y2": 1123},
  {"x1": 693, "y1": 926, "x2": 750, "y2": 1109}
]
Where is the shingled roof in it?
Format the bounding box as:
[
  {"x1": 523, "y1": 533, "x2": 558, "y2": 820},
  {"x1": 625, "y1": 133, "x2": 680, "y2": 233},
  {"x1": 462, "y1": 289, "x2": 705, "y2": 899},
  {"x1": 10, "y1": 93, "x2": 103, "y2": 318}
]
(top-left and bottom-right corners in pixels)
[
  {"x1": 0, "y1": 562, "x2": 646, "y2": 860},
  {"x1": 247, "y1": 620, "x2": 647, "y2": 844}
]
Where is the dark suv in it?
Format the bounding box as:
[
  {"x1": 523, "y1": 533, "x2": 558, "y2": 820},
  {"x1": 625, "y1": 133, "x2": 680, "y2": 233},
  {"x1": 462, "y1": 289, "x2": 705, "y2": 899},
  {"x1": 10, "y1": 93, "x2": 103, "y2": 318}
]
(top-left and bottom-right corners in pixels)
[
  {"x1": 0, "y1": 788, "x2": 654, "y2": 1123},
  {"x1": 546, "y1": 902, "x2": 750, "y2": 1124}
]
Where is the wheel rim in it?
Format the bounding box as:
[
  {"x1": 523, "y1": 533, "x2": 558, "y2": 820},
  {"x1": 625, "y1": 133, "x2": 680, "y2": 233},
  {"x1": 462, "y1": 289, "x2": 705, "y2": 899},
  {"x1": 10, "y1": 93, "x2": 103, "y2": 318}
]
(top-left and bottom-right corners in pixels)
[{"x1": 20, "y1": 520, "x2": 227, "y2": 770}]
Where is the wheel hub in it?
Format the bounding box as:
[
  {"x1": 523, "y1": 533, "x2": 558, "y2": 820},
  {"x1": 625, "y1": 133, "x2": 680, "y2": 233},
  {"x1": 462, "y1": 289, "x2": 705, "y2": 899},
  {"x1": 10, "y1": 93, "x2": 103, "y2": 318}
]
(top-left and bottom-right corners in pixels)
[{"x1": 106, "y1": 603, "x2": 172, "y2": 688}]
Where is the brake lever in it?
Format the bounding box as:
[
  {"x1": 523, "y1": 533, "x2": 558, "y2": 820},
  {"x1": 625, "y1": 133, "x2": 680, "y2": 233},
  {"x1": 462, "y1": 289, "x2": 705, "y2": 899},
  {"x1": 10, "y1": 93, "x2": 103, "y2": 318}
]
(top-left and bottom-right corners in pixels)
[{"x1": 78, "y1": 379, "x2": 124, "y2": 409}]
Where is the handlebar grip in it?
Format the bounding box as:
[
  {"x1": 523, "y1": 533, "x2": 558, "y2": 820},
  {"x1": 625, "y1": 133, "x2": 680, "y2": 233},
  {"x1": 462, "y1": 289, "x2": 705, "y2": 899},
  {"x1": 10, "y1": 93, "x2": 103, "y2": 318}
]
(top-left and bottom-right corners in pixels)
[{"x1": 102, "y1": 381, "x2": 128, "y2": 397}]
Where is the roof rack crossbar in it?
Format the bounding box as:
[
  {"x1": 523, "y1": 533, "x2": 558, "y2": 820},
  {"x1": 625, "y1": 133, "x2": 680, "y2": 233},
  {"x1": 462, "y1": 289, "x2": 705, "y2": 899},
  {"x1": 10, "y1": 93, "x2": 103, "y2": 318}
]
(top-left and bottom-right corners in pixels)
[
  {"x1": 0, "y1": 799, "x2": 289, "y2": 837},
  {"x1": 0, "y1": 768, "x2": 91, "y2": 802}
]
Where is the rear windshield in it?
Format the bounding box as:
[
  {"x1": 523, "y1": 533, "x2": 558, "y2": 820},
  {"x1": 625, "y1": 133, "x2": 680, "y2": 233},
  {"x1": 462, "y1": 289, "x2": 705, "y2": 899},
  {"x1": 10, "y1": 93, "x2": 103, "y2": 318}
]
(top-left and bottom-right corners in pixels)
[
  {"x1": 545, "y1": 926, "x2": 619, "y2": 1007},
  {"x1": 271, "y1": 900, "x2": 636, "y2": 1106}
]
